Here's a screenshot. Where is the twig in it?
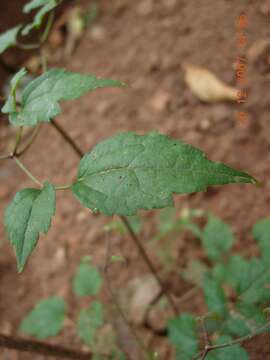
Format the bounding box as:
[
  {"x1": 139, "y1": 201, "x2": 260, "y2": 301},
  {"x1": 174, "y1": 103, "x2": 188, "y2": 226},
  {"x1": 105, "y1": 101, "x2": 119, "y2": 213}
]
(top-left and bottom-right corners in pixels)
[
  {"x1": 120, "y1": 215, "x2": 178, "y2": 315},
  {"x1": 51, "y1": 119, "x2": 178, "y2": 315},
  {"x1": 0, "y1": 333, "x2": 103, "y2": 359},
  {"x1": 16, "y1": 125, "x2": 41, "y2": 157},
  {"x1": 194, "y1": 321, "x2": 270, "y2": 360}
]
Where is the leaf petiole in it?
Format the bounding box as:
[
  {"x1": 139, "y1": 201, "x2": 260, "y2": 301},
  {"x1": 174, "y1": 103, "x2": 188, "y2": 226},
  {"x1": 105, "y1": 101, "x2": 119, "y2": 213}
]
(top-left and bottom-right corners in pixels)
[{"x1": 13, "y1": 156, "x2": 43, "y2": 187}]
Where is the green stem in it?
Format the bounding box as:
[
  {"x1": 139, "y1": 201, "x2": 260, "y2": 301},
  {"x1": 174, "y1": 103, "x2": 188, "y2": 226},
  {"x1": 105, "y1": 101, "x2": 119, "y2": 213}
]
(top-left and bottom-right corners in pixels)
[
  {"x1": 16, "y1": 42, "x2": 41, "y2": 50},
  {"x1": 41, "y1": 11, "x2": 55, "y2": 44},
  {"x1": 13, "y1": 156, "x2": 43, "y2": 187},
  {"x1": 13, "y1": 126, "x2": 23, "y2": 155},
  {"x1": 16, "y1": 125, "x2": 41, "y2": 157},
  {"x1": 55, "y1": 183, "x2": 73, "y2": 191}
]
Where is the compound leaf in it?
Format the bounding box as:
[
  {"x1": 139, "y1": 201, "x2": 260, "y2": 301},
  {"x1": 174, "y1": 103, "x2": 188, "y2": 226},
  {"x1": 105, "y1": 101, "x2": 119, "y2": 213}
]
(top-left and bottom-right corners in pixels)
[
  {"x1": 22, "y1": 0, "x2": 58, "y2": 36},
  {"x1": 20, "y1": 296, "x2": 66, "y2": 339},
  {"x1": 0, "y1": 26, "x2": 21, "y2": 54},
  {"x1": 72, "y1": 132, "x2": 255, "y2": 216},
  {"x1": 253, "y1": 218, "x2": 270, "y2": 262},
  {"x1": 203, "y1": 216, "x2": 234, "y2": 262},
  {"x1": 2, "y1": 69, "x2": 125, "y2": 126},
  {"x1": 4, "y1": 181, "x2": 55, "y2": 272},
  {"x1": 168, "y1": 314, "x2": 198, "y2": 360},
  {"x1": 73, "y1": 261, "x2": 103, "y2": 297},
  {"x1": 77, "y1": 301, "x2": 103, "y2": 346}
]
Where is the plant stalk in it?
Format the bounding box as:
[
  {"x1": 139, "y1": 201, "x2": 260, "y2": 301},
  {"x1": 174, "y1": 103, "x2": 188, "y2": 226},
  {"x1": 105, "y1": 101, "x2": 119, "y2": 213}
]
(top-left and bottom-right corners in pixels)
[{"x1": 13, "y1": 156, "x2": 43, "y2": 187}]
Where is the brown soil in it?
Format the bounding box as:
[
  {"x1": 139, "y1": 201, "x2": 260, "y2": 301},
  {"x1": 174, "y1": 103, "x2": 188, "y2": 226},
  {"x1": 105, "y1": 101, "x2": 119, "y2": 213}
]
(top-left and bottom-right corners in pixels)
[{"x1": 1, "y1": 0, "x2": 270, "y2": 359}]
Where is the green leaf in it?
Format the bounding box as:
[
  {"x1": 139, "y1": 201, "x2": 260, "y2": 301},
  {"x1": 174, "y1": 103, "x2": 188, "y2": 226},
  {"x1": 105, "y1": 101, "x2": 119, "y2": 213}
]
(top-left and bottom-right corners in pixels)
[
  {"x1": 4, "y1": 181, "x2": 55, "y2": 272},
  {"x1": 77, "y1": 301, "x2": 103, "y2": 347},
  {"x1": 202, "y1": 216, "x2": 234, "y2": 262},
  {"x1": 236, "y1": 302, "x2": 268, "y2": 326},
  {"x1": 0, "y1": 26, "x2": 21, "y2": 54},
  {"x1": 207, "y1": 335, "x2": 249, "y2": 360},
  {"x1": 167, "y1": 314, "x2": 198, "y2": 360},
  {"x1": 2, "y1": 68, "x2": 27, "y2": 114},
  {"x1": 236, "y1": 259, "x2": 270, "y2": 304},
  {"x1": 20, "y1": 296, "x2": 66, "y2": 339},
  {"x1": 203, "y1": 276, "x2": 227, "y2": 318},
  {"x1": 72, "y1": 132, "x2": 255, "y2": 216},
  {"x1": 2, "y1": 69, "x2": 125, "y2": 126},
  {"x1": 253, "y1": 218, "x2": 270, "y2": 262},
  {"x1": 22, "y1": 0, "x2": 58, "y2": 36},
  {"x1": 224, "y1": 315, "x2": 251, "y2": 337},
  {"x1": 220, "y1": 255, "x2": 247, "y2": 289},
  {"x1": 73, "y1": 261, "x2": 103, "y2": 297}
]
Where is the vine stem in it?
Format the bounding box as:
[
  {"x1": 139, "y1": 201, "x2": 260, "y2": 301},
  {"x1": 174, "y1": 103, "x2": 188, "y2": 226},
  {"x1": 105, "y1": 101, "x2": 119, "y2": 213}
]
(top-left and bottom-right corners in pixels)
[
  {"x1": 0, "y1": 333, "x2": 105, "y2": 360},
  {"x1": 13, "y1": 156, "x2": 43, "y2": 187},
  {"x1": 194, "y1": 321, "x2": 270, "y2": 360},
  {"x1": 51, "y1": 119, "x2": 179, "y2": 316}
]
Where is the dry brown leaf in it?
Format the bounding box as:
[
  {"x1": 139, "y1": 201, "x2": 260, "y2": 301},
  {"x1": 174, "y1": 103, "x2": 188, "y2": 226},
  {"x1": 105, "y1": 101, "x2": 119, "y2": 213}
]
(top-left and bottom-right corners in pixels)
[{"x1": 183, "y1": 63, "x2": 237, "y2": 103}]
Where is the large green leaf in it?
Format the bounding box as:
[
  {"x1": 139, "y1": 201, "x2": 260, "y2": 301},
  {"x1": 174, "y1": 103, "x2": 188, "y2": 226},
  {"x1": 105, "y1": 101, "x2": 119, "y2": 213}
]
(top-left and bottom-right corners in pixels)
[
  {"x1": 72, "y1": 132, "x2": 255, "y2": 216},
  {"x1": 20, "y1": 296, "x2": 66, "y2": 339},
  {"x1": 73, "y1": 261, "x2": 103, "y2": 297},
  {"x1": 77, "y1": 301, "x2": 103, "y2": 347},
  {"x1": 4, "y1": 181, "x2": 55, "y2": 272},
  {"x1": 2, "y1": 69, "x2": 125, "y2": 126},
  {"x1": 22, "y1": 0, "x2": 58, "y2": 36},
  {"x1": 167, "y1": 314, "x2": 198, "y2": 360},
  {"x1": 202, "y1": 216, "x2": 234, "y2": 262},
  {"x1": 0, "y1": 26, "x2": 21, "y2": 54},
  {"x1": 253, "y1": 218, "x2": 270, "y2": 262}
]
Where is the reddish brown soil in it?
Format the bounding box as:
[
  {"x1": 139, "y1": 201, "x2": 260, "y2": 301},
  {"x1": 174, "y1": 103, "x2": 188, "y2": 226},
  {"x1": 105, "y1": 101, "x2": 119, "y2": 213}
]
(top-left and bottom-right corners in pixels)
[{"x1": 1, "y1": 0, "x2": 270, "y2": 359}]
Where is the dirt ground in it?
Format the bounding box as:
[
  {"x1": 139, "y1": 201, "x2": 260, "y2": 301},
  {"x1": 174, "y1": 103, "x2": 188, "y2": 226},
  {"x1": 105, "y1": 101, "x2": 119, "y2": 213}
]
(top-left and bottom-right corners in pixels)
[{"x1": 1, "y1": 0, "x2": 270, "y2": 359}]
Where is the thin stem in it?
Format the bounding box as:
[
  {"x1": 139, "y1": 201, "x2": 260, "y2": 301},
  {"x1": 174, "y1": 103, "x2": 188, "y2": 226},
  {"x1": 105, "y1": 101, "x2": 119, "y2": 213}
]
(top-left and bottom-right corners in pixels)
[
  {"x1": 119, "y1": 215, "x2": 178, "y2": 315},
  {"x1": 13, "y1": 156, "x2": 42, "y2": 187},
  {"x1": 194, "y1": 321, "x2": 270, "y2": 360},
  {"x1": 16, "y1": 125, "x2": 41, "y2": 157},
  {"x1": 41, "y1": 11, "x2": 55, "y2": 44},
  {"x1": 17, "y1": 42, "x2": 41, "y2": 50},
  {"x1": 55, "y1": 183, "x2": 73, "y2": 191},
  {"x1": 51, "y1": 119, "x2": 84, "y2": 157},
  {"x1": 0, "y1": 333, "x2": 105, "y2": 360},
  {"x1": 13, "y1": 126, "x2": 23, "y2": 155},
  {"x1": 0, "y1": 154, "x2": 11, "y2": 161}
]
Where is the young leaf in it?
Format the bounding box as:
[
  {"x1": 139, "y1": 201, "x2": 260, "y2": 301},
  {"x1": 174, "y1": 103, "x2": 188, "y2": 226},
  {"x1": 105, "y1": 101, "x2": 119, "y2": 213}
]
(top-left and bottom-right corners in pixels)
[
  {"x1": 207, "y1": 335, "x2": 249, "y2": 360},
  {"x1": 0, "y1": 26, "x2": 21, "y2": 54},
  {"x1": 73, "y1": 261, "x2": 103, "y2": 297},
  {"x1": 2, "y1": 68, "x2": 27, "y2": 114},
  {"x1": 236, "y1": 302, "x2": 268, "y2": 326},
  {"x1": 203, "y1": 276, "x2": 227, "y2": 318},
  {"x1": 77, "y1": 301, "x2": 103, "y2": 346},
  {"x1": 20, "y1": 296, "x2": 66, "y2": 339},
  {"x1": 202, "y1": 216, "x2": 234, "y2": 262},
  {"x1": 224, "y1": 315, "x2": 251, "y2": 337},
  {"x1": 4, "y1": 181, "x2": 55, "y2": 272},
  {"x1": 253, "y1": 218, "x2": 270, "y2": 262},
  {"x1": 72, "y1": 132, "x2": 255, "y2": 216},
  {"x1": 2, "y1": 69, "x2": 125, "y2": 126},
  {"x1": 167, "y1": 314, "x2": 198, "y2": 360},
  {"x1": 22, "y1": 0, "x2": 58, "y2": 36}
]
